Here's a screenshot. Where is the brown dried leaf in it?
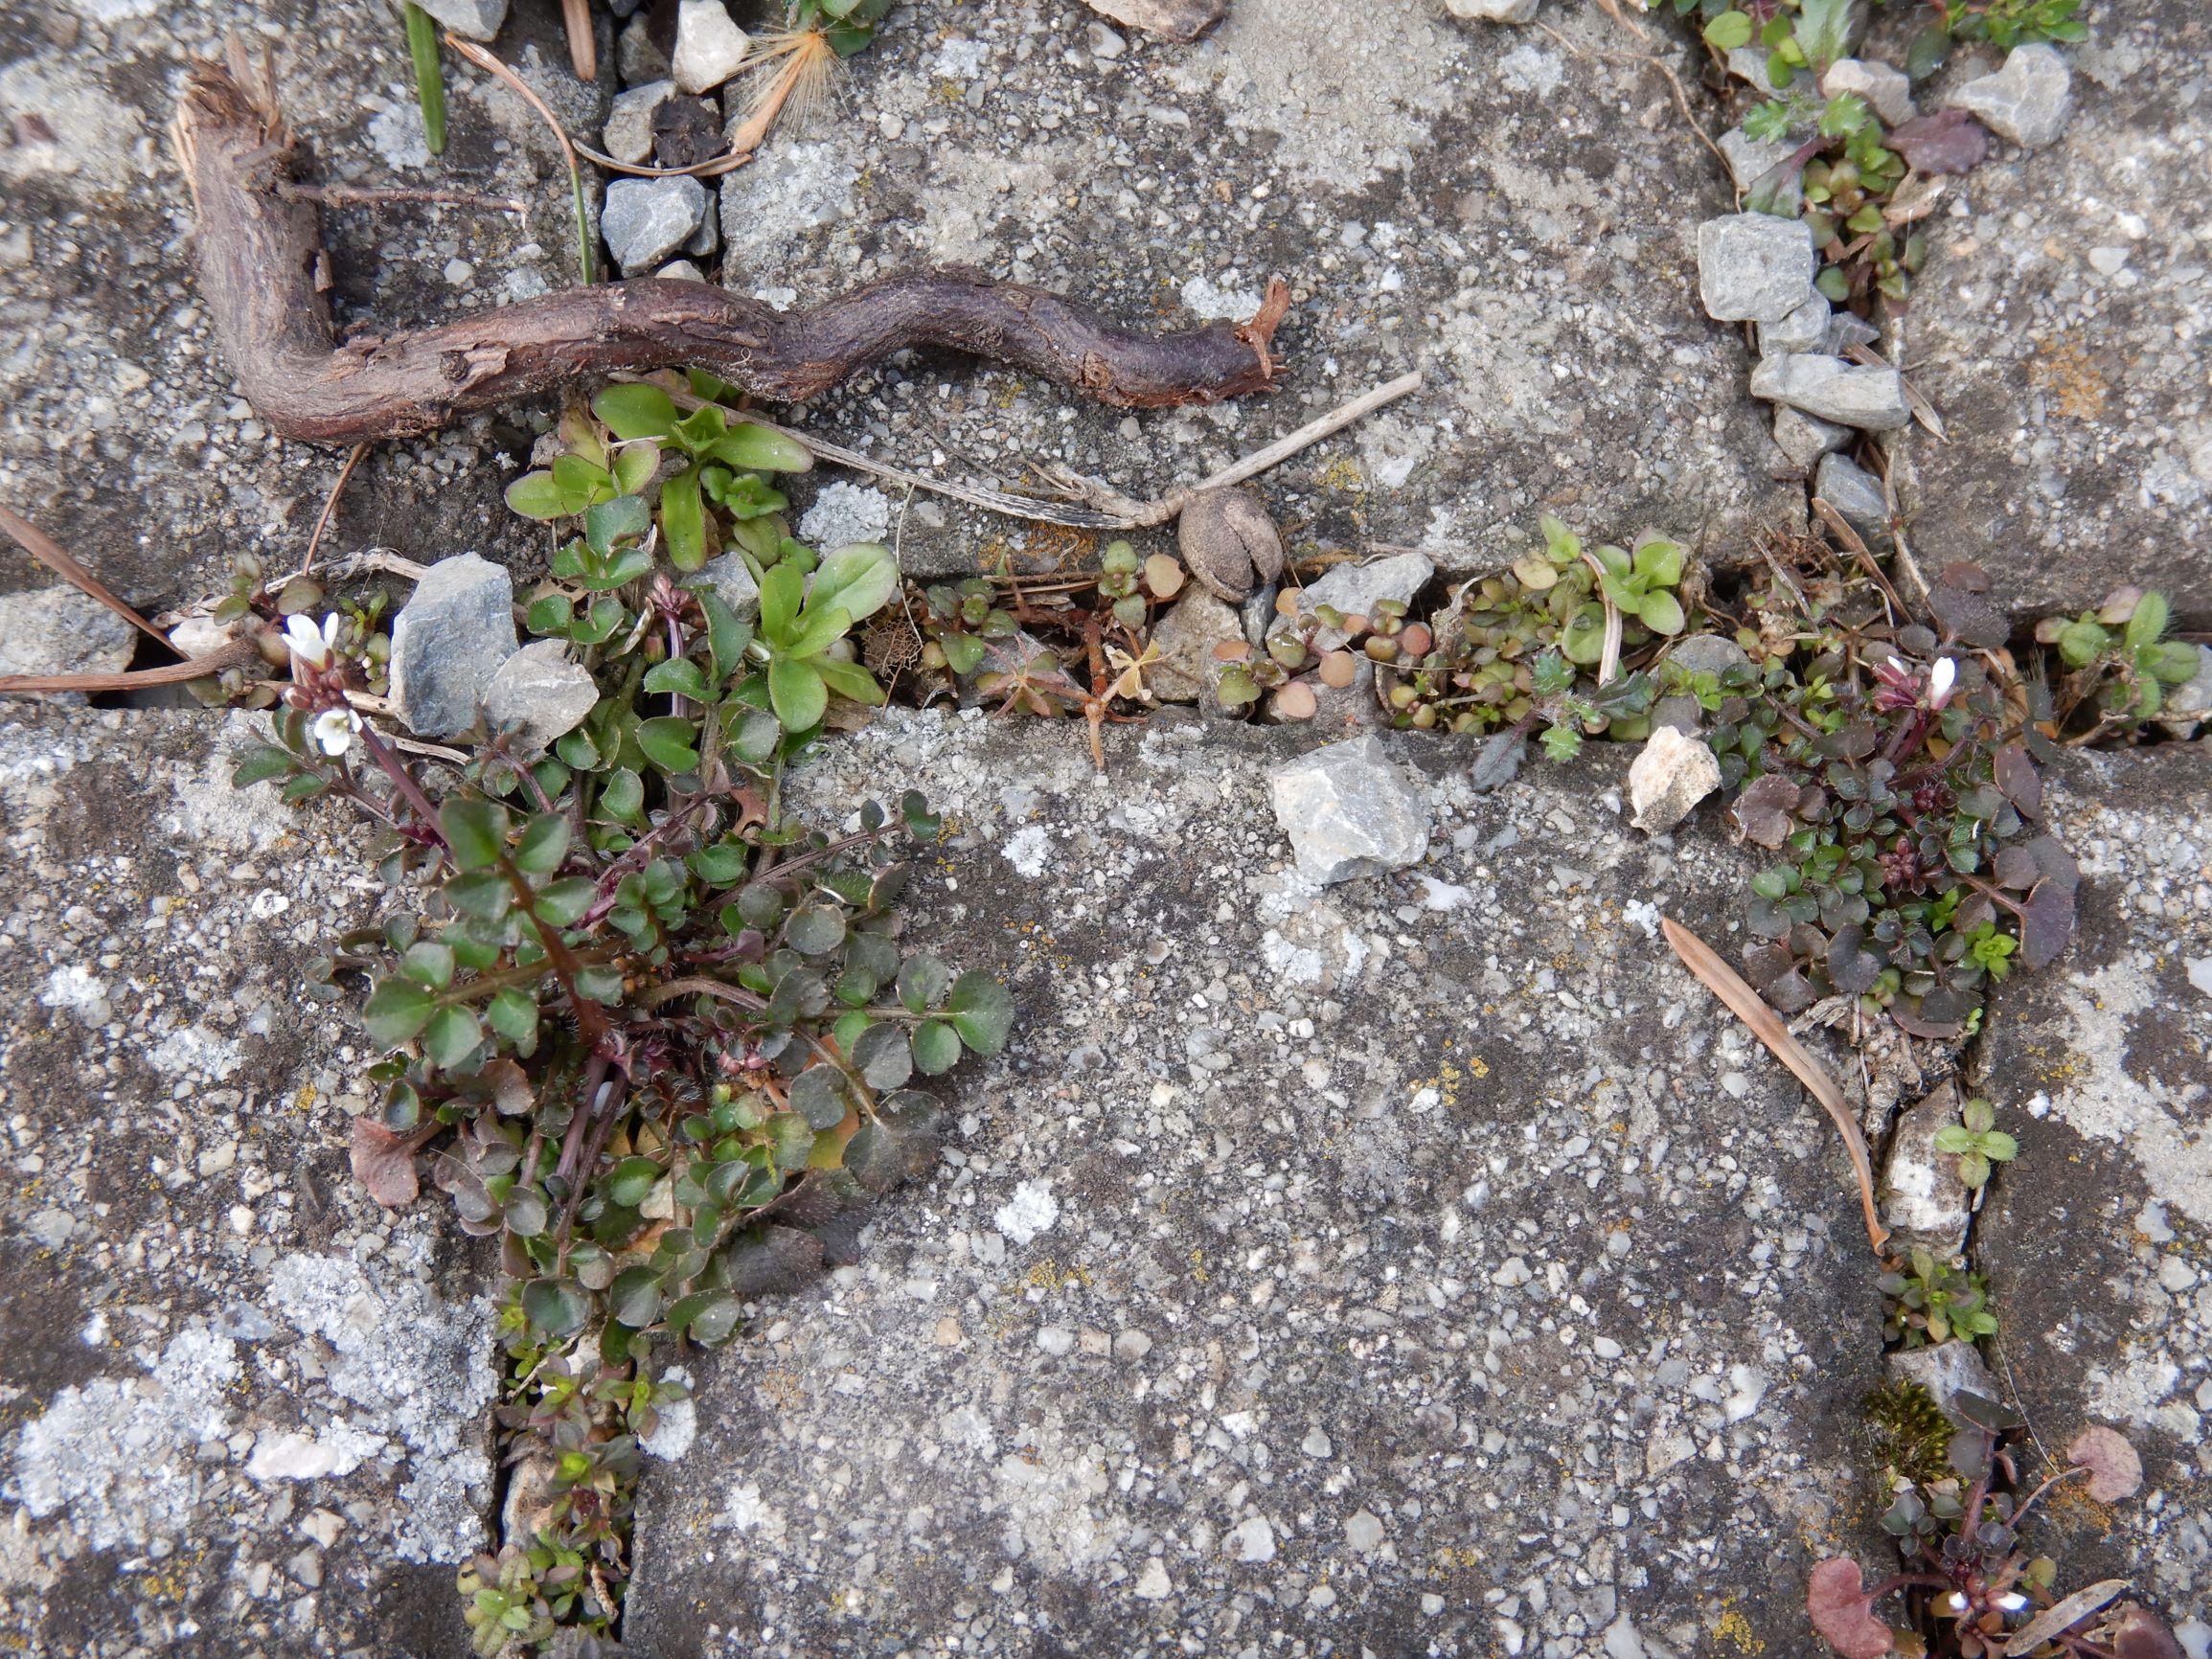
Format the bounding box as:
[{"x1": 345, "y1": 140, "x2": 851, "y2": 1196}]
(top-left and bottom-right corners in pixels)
[
  {"x1": 350, "y1": 1118, "x2": 437, "y2": 1208},
  {"x1": 1807, "y1": 1557, "x2": 1892, "y2": 1659},
  {"x1": 2002, "y1": 1579, "x2": 2131, "y2": 1657},
  {"x1": 1178, "y1": 487, "x2": 1283, "y2": 602},
  {"x1": 1662, "y1": 919, "x2": 1888, "y2": 1253},
  {"x1": 2066, "y1": 1423, "x2": 2143, "y2": 1503}
]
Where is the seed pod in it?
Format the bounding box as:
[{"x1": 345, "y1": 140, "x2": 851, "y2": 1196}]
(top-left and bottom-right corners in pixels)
[{"x1": 1177, "y1": 487, "x2": 1283, "y2": 603}]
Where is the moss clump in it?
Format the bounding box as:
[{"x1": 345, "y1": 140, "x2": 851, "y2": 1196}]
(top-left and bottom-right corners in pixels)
[{"x1": 1865, "y1": 1379, "x2": 1953, "y2": 1486}]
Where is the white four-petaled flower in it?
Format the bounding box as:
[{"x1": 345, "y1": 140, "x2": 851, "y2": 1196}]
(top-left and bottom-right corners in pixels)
[
  {"x1": 284, "y1": 612, "x2": 342, "y2": 671},
  {"x1": 312, "y1": 707, "x2": 363, "y2": 756},
  {"x1": 1927, "y1": 655, "x2": 1957, "y2": 710}
]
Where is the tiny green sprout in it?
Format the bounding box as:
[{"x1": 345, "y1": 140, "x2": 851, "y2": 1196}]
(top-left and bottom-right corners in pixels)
[
  {"x1": 1933, "y1": 1096, "x2": 2018, "y2": 1191},
  {"x1": 1965, "y1": 921, "x2": 2018, "y2": 982},
  {"x1": 2045, "y1": 587, "x2": 2201, "y2": 727}
]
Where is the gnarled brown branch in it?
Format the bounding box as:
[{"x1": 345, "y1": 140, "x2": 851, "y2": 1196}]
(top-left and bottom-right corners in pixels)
[{"x1": 172, "y1": 53, "x2": 1288, "y2": 446}]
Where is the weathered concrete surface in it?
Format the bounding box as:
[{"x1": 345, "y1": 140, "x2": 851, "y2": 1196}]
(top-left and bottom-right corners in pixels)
[
  {"x1": 625, "y1": 709, "x2": 1888, "y2": 1658},
  {"x1": 2, "y1": 0, "x2": 1802, "y2": 624},
  {"x1": 0, "y1": 706, "x2": 489, "y2": 1658},
  {"x1": 1892, "y1": 0, "x2": 2212, "y2": 623},
  {"x1": 0, "y1": 0, "x2": 604, "y2": 619},
  {"x1": 1974, "y1": 744, "x2": 2212, "y2": 1610},
  {"x1": 720, "y1": 0, "x2": 1804, "y2": 582}
]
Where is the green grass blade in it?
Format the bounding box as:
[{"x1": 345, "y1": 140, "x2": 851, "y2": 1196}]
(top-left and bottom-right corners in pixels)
[
  {"x1": 570, "y1": 164, "x2": 597, "y2": 285},
  {"x1": 403, "y1": 3, "x2": 446, "y2": 156}
]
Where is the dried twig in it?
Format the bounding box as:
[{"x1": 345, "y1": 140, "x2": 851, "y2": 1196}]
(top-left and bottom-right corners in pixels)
[
  {"x1": 1577, "y1": 547, "x2": 1626, "y2": 687},
  {"x1": 1661, "y1": 917, "x2": 1890, "y2": 1254},
  {"x1": 173, "y1": 60, "x2": 1288, "y2": 444},
  {"x1": 622, "y1": 367, "x2": 1421, "y2": 534},
  {"x1": 572, "y1": 140, "x2": 758, "y2": 180},
  {"x1": 276, "y1": 181, "x2": 528, "y2": 216}
]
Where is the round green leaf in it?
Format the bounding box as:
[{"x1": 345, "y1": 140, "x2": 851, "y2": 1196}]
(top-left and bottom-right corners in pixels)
[
  {"x1": 669, "y1": 1288, "x2": 741, "y2": 1346},
  {"x1": 503, "y1": 1189, "x2": 549, "y2": 1239},
  {"x1": 788, "y1": 1064, "x2": 851, "y2": 1130},
  {"x1": 1637, "y1": 591, "x2": 1687, "y2": 635},
  {"x1": 897, "y1": 954, "x2": 952, "y2": 1015},
  {"x1": 422, "y1": 1004, "x2": 484, "y2": 1071},
  {"x1": 1702, "y1": 9, "x2": 1754, "y2": 49},
  {"x1": 487, "y1": 986, "x2": 540, "y2": 1042},
  {"x1": 786, "y1": 903, "x2": 847, "y2": 958},
  {"x1": 607, "y1": 1155, "x2": 662, "y2": 1209},
  {"x1": 513, "y1": 812, "x2": 571, "y2": 876},
  {"x1": 399, "y1": 941, "x2": 456, "y2": 990},
  {"x1": 504, "y1": 471, "x2": 571, "y2": 520},
  {"x1": 441, "y1": 798, "x2": 511, "y2": 872},
  {"x1": 946, "y1": 971, "x2": 1015, "y2": 1056},
  {"x1": 522, "y1": 1277, "x2": 589, "y2": 1337},
  {"x1": 637, "y1": 716, "x2": 702, "y2": 775},
  {"x1": 809, "y1": 543, "x2": 901, "y2": 625},
  {"x1": 609, "y1": 1265, "x2": 664, "y2": 1329},
  {"x1": 852, "y1": 1022, "x2": 913, "y2": 1090},
  {"x1": 361, "y1": 976, "x2": 435, "y2": 1049},
  {"x1": 910, "y1": 1018, "x2": 961, "y2": 1076}
]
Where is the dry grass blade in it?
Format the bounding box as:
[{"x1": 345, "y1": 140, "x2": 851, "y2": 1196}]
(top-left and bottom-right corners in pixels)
[
  {"x1": 0, "y1": 504, "x2": 171, "y2": 648},
  {"x1": 1660, "y1": 917, "x2": 1890, "y2": 1253},
  {"x1": 442, "y1": 34, "x2": 597, "y2": 284},
  {"x1": 560, "y1": 0, "x2": 596, "y2": 83},
  {"x1": 1846, "y1": 343, "x2": 1948, "y2": 441},
  {"x1": 0, "y1": 638, "x2": 257, "y2": 694},
  {"x1": 1810, "y1": 494, "x2": 1911, "y2": 623},
  {"x1": 301, "y1": 440, "x2": 369, "y2": 578}
]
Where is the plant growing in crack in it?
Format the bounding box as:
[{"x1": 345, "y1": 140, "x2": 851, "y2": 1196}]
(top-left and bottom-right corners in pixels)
[
  {"x1": 233, "y1": 505, "x2": 1015, "y2": 1649},
  {"x1": 1812, "y1": 1393, "x2": 2175, "y2": 1656},
  {"x1": 1934, "y1": 1097, "x2": 2018, "y2": 1191},
  {"x1": 2036, "y1": 586, "x2": 2202, "y2": 739},
  {"x1": 1880, "y1": 1248, "x2": 1996, "y2": 1346}
]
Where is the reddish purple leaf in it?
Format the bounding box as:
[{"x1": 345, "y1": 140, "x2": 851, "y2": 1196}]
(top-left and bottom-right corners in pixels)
[
  {"x1": 1731, "y1": 773, "x2": 1802, "y2": 849},
  {"x1": 2019, "y1": 877, "x2": 2078, "y2": 970},
  {"x1": 1994, "y1": 742, "x2": 2043, "y2": 820},
  {"x1": 1887, "y1": 108, "x2": 1991, "y2": 175},
  {"x1": 2112, "y1": 1603, "x2": 2186, "y2": 1659},
  {"x1": 2067, "y1": 1423, "x2": 2143, "y2": 1502},
  {"x1": 1807, "y1": 1557, "x2": 1891, "y2": 1659}
]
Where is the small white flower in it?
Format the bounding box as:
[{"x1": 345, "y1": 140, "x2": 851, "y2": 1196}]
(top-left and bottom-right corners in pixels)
[
  {"x1": 284, "y1": 612, "x2": 342, "y2": 670},
  {"x1": 311, "y1": 707, "x2": 363, "y2": 757},
  {"x1": 1928, "y1": 655, "x2": 1957, "y2": 709}
]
